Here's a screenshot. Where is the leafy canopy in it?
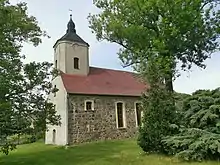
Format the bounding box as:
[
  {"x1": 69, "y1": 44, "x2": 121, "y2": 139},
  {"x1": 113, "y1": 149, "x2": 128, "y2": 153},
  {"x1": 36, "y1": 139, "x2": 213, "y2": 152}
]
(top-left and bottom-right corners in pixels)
[
  {"x1": 0, "y1": 0, "x2": 60, "y2": 155},
  {"x1": 89, "y1": 0, "x2": 220, "y2": 73}
]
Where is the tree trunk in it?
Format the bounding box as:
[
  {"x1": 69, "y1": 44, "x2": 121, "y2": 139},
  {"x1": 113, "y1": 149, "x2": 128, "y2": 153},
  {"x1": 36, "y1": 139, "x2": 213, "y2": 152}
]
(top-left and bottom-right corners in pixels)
[
  {"x1": 165, "y1": 73, "x2": 174, "y2": 92},
  {"x1": 161, "y1": 53, "x2": 175, "y2": 93}
]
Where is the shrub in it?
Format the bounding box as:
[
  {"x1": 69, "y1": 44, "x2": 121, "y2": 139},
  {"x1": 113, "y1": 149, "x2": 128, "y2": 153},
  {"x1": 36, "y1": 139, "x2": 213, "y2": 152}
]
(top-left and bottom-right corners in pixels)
[
  {"x1": 163, "y1": 88, "x2": 220, "y2": 161},
  {"x1": 28, "y1": 135, "x2": 36, "y2": 143},
  {"x1": 138, "y1": 87, "x2": 178, "y2": 153}
]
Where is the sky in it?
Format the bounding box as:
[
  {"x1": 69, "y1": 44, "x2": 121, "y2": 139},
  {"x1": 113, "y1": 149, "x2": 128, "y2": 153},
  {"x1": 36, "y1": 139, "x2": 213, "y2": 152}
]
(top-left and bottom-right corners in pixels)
[{"x1": 10, "y1": 0, "x2": 220, "y2": 94}]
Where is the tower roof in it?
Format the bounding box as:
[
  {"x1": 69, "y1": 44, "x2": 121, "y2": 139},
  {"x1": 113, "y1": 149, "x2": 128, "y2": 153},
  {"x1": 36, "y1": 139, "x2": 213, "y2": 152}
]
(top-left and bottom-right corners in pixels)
[{"x1": 53, "y1": 14, "x2": 89, "y2": 48}]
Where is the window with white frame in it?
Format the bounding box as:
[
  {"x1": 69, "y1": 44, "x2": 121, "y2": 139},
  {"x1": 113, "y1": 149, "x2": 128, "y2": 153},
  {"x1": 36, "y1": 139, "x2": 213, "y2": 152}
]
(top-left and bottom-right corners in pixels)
[
  {"x1": 84, "y1": 100, "x2": 94, "y2": 111},
  {"x1": 116, "y1": 102, "x2": 126, "y2": 128},
  {"x1": 135, "y1": 102, "x2": 142, "y2": 127}
]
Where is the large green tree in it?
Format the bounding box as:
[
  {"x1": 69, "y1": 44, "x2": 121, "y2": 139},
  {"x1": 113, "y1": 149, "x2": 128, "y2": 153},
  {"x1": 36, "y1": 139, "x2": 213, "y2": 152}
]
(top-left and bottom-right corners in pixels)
[
  {"x1": 0, "y1": 0, "x2": 60, "y2": 154},
  {"x1": 88, "y1": 0, "x2": 220, "y2": 154}
]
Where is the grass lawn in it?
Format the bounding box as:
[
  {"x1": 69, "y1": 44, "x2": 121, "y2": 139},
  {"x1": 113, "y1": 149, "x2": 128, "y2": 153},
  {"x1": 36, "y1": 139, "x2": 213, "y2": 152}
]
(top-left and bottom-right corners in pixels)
[{"x1": 0, "y1": 139, "x2": 220, "y2": 165}]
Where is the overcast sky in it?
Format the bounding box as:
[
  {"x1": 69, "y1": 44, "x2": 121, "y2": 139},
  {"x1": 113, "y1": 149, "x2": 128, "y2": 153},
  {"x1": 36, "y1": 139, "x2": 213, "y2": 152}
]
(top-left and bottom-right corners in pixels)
[{"x1": 11, "y1": 0, "x2": 220, "y2": 94}]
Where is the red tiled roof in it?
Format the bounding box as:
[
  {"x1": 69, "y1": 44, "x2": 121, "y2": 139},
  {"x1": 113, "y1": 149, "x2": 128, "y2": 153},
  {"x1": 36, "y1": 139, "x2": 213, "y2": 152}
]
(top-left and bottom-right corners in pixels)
[{"x1": 61, "y1": 67, "x2": 148, "y2": 96}]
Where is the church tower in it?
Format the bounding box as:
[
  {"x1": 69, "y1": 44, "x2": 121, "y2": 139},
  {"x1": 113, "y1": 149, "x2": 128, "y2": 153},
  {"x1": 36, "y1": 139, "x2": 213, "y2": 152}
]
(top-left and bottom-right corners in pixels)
[{"x1": 53, "y1": 14, "x2": 90, "y2": 75}]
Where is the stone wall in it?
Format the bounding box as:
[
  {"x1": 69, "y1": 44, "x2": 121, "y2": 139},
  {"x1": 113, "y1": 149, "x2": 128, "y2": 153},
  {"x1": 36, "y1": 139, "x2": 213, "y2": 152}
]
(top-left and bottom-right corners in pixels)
[{"x1": 67, "y1": 94, "x2": 140, "y2": 144}]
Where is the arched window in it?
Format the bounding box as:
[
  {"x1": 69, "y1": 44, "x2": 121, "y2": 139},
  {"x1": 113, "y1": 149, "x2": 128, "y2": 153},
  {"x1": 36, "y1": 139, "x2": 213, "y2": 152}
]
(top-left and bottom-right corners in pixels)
[
  {"x1": 52, "y1": 129, "x2": 56, "y2": 144},
  {"x1": 116, "y1": 102, "x2": 126, "y2": 128},
  {"x1": 74, "y1": 57, "x2": 79, "y2": 69},
  {"x1": 55, "y1": 60, "x2": 57, "y2": 69},
  {"x1": 53, "y1": 85, "x2": 57, "y2": 97},
  {"x1": 135, "y1": 103, "x2": 142, "y2": 127}
]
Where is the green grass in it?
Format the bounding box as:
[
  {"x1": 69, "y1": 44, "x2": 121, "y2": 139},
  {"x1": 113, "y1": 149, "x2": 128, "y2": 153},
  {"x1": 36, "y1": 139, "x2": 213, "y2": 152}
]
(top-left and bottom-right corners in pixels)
[{"x1": 0, "y1": 139, "x2": 220, "y2": 165}]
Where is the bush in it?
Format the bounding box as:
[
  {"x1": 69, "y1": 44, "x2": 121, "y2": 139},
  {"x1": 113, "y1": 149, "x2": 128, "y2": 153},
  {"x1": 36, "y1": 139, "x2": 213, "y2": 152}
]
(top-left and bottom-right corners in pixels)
[
  {"x1": 28, "y1": 135, "x2": 36, "y2": 143},
  {"x1": 7, "y1": 134, "x2": 37, "y2": 145},
  {"x1": 163, "y1": 128, "x2": 220, "y2": 161},
  {"x1": 163, "y1": 88, "x2": 220, "y2": 161},
  {"x1": 137, "y1": 87, "x2": 178, "y2": 153}
]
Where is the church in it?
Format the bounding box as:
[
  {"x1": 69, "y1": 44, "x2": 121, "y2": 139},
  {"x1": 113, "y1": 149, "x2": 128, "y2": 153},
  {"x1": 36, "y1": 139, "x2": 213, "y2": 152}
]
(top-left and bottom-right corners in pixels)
[{"x1": 45, "y1": 15, "x2": 147, "y2": 145}]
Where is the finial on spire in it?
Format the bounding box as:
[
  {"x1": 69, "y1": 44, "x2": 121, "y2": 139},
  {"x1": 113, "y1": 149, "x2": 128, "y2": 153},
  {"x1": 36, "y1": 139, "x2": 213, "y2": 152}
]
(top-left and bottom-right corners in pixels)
[{"x1": 69, "y1": 9, "x2": 72, "y2": 18}]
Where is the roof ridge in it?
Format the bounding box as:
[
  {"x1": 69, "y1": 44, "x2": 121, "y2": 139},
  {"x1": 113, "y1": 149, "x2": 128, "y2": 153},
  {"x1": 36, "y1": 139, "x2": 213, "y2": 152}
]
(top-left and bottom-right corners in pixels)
[
  {"x1": 90, "y1": 66, "x2": 136, "y2": 74},
  {"x1": 60, "y1": 67, "x2": 139, "y2": 77}
]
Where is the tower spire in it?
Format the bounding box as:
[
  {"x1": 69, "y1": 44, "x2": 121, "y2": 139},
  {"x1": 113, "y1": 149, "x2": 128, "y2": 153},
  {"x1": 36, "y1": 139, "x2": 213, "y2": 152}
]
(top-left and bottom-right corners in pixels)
[
  {"x1": 53, "y1": 11, "x2": 89, "y2": 48},
  {"x1": 66, "y1": 10, "x2": 76, "y2": 33}
]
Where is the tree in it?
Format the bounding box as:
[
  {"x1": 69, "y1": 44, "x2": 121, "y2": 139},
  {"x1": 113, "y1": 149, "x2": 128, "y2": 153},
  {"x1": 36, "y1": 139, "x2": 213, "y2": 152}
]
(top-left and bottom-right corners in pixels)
[
  {"x1": 89, "y1": 0, "x2": 220, "y2": 154},
  {"x1": 88, "y1": 0, "x2": 220, "y2": 91},
  {"x1": 0, "y1": 0, "x2": 60, "y2": 155},
  {"x1": 137, "y1": 56, "x2": 178, "y2": 153},
  {"x1": 163, "y1": 88, "x2": 220, "y2": 161}
]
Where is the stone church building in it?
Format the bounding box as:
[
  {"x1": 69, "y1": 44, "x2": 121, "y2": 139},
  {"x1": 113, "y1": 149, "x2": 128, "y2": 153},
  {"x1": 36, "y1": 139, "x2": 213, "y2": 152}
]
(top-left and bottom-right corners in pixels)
[{"x1": 45, "y1": 15, "x2": 147, "y2": 145}]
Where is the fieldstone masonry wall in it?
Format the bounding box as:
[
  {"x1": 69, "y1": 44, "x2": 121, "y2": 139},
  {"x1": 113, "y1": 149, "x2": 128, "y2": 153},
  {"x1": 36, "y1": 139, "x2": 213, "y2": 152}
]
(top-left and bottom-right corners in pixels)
[{"x1": 68, "y1": 94, "x2": 140, "y2": 144}]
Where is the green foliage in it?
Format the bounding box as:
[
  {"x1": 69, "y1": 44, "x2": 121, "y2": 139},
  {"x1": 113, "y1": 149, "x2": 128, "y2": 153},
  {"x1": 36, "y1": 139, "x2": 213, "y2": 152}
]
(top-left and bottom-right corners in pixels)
[
  {"x1": 89, "y1": 0, "x2": 220, "y2": 72},
  {"x1": 137, "y1": 56, "x2": 179, "y2": 153},
  {"x1": 163, "y1": 88, "x2": 220, "y2": 161},
  {"x1": 163, "y1": 129, "x2": 220, "y2": 161},
  {"x1": 0, "y1": 143, "x2": 16, "y2": 155},
  {"x1": 138, "y1": 87, "x2": 178, "y2": 153},
  {"x1": 0, "y1": 0, "x2": 60, "y2": 154},
  {"x1": 7, "y1": 134, "x2": 38, "y2": 145}
]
